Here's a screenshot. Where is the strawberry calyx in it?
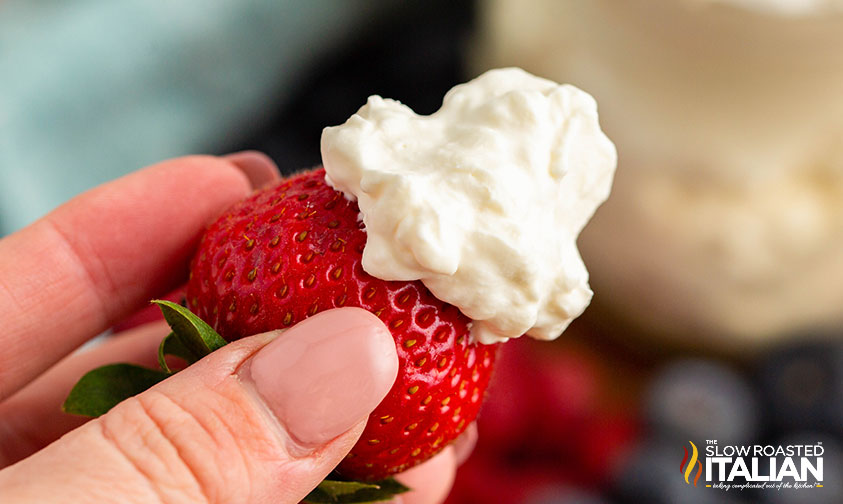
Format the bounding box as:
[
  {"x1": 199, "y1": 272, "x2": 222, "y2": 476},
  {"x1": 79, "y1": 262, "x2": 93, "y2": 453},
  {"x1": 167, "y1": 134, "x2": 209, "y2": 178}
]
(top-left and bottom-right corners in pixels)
[{"x1": 62, "y1": 300, "x2": 410, "y2": 504}]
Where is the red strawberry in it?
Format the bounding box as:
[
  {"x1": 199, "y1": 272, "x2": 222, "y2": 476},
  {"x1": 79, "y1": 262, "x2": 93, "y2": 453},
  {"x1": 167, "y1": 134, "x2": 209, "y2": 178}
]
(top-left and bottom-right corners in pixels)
[{"x1": 186, "y1": 167, "x2": 498, "y2": 481}]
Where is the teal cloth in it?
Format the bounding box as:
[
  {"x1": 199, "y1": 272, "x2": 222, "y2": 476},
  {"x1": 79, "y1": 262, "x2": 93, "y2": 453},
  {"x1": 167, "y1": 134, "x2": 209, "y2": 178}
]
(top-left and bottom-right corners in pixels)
[{"x1": 0, "y1": 0, "x2": 386, "y2": 234}]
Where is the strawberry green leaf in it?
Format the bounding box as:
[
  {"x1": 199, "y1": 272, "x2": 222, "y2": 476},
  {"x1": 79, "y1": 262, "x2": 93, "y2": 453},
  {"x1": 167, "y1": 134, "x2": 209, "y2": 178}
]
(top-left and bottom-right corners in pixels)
[
  {"x1": 157, "y1": 331, "x2": 202, "y2": 373},
  {"x1": 62, "y1": 364, "x2": 170, "y2": 417},
  {"x1": 152, "y1": 300, "x2": 227, "y2": 357},
  {"x1": 303, "y1": 478, "x2": 409, "y2": 503}
]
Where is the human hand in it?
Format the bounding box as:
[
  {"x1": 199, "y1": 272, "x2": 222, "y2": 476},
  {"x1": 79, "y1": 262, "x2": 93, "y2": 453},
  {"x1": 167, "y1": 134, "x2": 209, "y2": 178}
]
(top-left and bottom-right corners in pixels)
[{"x1": 0, "y1": 153, "x2": 471, "y2": 503}]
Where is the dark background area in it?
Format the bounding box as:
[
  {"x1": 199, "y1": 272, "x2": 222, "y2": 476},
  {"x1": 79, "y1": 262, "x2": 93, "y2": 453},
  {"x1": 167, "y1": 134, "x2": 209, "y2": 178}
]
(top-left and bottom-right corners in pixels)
[{"x1": 228, "y1": 1, "x2": 474, "y2": 174}]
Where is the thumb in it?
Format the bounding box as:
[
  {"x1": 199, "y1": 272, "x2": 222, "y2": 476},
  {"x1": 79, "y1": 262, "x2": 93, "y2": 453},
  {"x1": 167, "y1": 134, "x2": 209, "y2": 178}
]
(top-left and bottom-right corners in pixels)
[{"x1": 0, "y1": 308, "x2": 398, "y2": 504}]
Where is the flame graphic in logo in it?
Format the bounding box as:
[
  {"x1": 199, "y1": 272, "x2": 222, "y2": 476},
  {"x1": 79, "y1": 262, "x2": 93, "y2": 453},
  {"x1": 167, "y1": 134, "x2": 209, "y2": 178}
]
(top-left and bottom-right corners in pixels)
[{"x1": 679, "y1": 441, "x2": 703, "y2": 486}]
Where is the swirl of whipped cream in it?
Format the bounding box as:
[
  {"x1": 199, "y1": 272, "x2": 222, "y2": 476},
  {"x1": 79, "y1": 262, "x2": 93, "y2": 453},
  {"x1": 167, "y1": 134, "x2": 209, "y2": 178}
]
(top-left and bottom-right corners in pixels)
[{"x1": 321, "y1": 68, "x2": 616, "y2": 344}]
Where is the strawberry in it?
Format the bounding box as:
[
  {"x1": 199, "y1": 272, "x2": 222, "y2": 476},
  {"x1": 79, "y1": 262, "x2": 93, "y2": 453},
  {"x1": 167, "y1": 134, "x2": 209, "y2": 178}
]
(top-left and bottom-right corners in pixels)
[{"x1": 185, "y1": 167, "x2": 498, "y2": 481}]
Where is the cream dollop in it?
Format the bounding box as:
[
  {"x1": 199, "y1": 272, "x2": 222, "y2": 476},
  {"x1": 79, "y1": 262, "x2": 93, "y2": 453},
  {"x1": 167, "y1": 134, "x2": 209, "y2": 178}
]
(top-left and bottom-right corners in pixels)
[{"x1": 321, "y1": 68, "x2": 616, "y2": 344}]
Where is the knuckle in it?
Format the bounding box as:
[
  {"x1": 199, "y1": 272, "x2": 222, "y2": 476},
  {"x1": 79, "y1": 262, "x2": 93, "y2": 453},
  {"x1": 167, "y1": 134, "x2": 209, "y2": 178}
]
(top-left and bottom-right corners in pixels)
[{"x1": 99, "y1": 383, "x2": 275, "y2": 504}]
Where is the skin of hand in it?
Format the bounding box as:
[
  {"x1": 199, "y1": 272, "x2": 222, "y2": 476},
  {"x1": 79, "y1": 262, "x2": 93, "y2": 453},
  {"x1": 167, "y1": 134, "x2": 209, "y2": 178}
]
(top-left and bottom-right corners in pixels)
[{"x1": 0, "y1": 153, "x2": 473, "y2": 504}]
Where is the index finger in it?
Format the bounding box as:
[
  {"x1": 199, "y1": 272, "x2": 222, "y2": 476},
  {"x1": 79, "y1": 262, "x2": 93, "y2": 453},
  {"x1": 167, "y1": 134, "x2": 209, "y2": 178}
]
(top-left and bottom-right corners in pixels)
[{"x1": 0, "y1": 155, "x2": 255, "y2": 400}]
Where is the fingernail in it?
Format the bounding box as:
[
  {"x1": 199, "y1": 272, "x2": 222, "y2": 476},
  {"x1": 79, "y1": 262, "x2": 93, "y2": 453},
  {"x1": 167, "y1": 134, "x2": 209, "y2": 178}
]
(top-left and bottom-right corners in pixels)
[
  {"x1": 246, "y1": 308, "x2": 398, "y2": 448},
  {"x1": 223, "y1": 150, "x2": 280, "y2": 188}
]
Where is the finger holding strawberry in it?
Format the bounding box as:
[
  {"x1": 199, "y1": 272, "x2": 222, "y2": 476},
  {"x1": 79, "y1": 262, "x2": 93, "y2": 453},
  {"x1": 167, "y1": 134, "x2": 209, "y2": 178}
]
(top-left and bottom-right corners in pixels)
[
  {"x1": 51, "y1": 68, "x2": 616, "y2": 503},
  {"x1": 0, "y1": 154, "x2": 467, "y2": 504}
]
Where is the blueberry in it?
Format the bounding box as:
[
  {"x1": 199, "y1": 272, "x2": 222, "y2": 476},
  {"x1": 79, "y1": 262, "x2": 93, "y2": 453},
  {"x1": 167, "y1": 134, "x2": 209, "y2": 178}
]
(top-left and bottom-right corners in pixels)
[
  {"x1": 759, "y1": 432, "x2": 841, "y2": 504},
  {"x1": 757, "y1": 339, "x2": 843, "y2": 436},
  {"x1": 523, "y1": 484, "x2": 613, "y2": 504},
  {"x1": 611, "y1": 439, "x2": 747, "y2": 504},
  {"x1": 645, "y1": 359, "x2": 760, "y2": 445}
]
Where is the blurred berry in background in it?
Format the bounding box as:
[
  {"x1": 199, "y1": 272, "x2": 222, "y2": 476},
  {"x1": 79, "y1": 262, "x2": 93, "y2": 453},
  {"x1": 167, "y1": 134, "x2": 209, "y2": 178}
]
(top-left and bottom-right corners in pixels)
[
  {"x1": 759, "y1": 339, "x2": 843, "y2": 436},
  {"x1": 612, "y1": 440, "x2": 745, "y2": 504},
  {"x1": 645, "y1": 360, "x2": 760, "y2": 446},
  {"x1": 760, "y1": 433, "x2": 842, "y2": 504}
]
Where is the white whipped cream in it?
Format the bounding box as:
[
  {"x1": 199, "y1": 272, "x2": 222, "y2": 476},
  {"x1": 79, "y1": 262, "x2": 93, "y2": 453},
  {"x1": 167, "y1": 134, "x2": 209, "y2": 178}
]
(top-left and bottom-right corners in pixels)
[
  {"x1": 321, "y1": 68, "x2": 616, "y2": 344},
  {"x1": 478, "y1": 0, "x2": 843, "y2": 347}
]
